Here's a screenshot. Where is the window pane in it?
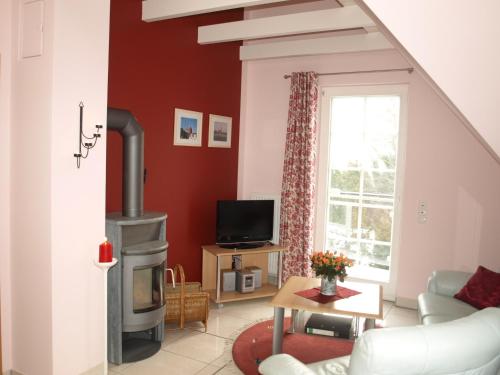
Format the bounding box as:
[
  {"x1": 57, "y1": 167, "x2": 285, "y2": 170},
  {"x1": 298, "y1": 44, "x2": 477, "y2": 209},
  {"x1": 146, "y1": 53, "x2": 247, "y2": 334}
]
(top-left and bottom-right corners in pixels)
[
  {"x1": 344, "y1": 241, "x2": 379, "y2": 265},
  {"x1": 363, "y1": 171, "x2": 395, "y2": 195},
  {"x1": 360, "y1": 207, "x2": 393, "y2": 242},
  {"x1": 364, "y1": 97, "x2": 400, "y2": 170},
  {"x1": 331, "y1": 170, "x2": 361, "y2": 192},
  {"x1": 369, "y1": 244, "x2": 391, "y2": 270},
  {"x1": 330, "y1": 97, "x2": 365, "y2": 169},
  {"x1": 325, "y1": 232, "x2": 350, "y2": 253},
  {"x1": 340, "y1": 240, "x2": 360, "y2": 260},
  {"x1": 328, "y1": 205, "x2": 358, "y2": 240},
  {"x1": 329, "y1": 204, "x2": 345, "y2": 226}
]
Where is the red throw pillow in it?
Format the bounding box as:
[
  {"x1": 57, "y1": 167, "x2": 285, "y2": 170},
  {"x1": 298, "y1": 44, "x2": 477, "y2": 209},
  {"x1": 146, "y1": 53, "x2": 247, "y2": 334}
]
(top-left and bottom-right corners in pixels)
[{"x1": 454, "y1": 266, "x2": 500, "y2": 309}]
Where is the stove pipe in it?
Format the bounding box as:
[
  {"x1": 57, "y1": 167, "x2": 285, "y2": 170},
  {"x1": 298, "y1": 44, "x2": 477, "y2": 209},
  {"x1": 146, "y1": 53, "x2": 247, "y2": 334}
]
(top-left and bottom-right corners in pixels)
[{"x1": 107, "y1": 108, "x2": 144, "y2": 218}]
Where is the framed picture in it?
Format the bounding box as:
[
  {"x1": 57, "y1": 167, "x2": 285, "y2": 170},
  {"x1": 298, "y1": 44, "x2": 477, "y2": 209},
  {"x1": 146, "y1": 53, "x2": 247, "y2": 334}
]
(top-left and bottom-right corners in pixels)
[
  {"x1": 208, "y1": 114, "x2": 232, "y2": 148},
  {"x1": 173, "y1": 108, "x2": 203, "y2": 147}
]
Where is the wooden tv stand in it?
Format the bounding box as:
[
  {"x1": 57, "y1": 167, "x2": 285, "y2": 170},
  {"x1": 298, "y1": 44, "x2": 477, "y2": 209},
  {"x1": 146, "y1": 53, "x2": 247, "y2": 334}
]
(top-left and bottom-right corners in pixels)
[{"x1": 201, "y1": 244, "x2": 286, "y2": 306}]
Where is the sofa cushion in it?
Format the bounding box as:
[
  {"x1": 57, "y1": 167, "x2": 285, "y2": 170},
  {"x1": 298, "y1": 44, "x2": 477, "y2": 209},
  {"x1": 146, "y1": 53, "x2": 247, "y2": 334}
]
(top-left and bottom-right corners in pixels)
[
  {"x1": 418, "y1": 292, "x2": 477, "y2": 323},
  {"x1": 454, "y1": 265, "x2": 500, "y2": 309},
  {"x1": 427, "y1": 270, "x2": 472, "y2": 297},
  {"x1": 349, "y1": 308, "x2": 500, "y2": 375}
]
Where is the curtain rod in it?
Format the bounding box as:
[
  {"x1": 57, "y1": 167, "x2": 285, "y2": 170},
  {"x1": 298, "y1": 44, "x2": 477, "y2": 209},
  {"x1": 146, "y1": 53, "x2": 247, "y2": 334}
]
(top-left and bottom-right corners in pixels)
[{"x1": 283, "y1": 67, "x2": 414, "y2": 79}]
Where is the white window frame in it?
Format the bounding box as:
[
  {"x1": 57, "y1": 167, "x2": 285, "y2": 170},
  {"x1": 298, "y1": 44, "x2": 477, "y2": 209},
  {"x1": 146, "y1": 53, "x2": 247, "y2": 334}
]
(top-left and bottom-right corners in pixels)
[{"x1": 314, "y1": 84, "x2": 408, "y2": 301}]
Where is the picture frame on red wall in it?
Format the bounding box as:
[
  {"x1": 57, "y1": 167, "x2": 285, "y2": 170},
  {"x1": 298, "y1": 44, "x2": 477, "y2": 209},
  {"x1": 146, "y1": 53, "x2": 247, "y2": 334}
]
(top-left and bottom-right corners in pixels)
[
  {"x1": 208, "y1": 114, "x2": 232, "y2": 148},
  {"x1": 173, "y1": 108, "x2": 203, "y2": 147}
]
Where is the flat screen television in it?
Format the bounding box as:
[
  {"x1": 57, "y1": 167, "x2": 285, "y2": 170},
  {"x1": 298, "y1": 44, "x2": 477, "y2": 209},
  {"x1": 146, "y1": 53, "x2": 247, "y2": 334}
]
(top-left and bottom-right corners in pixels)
[{"x1": 216, "y1": 200, "x2": 274, "y2": 249}]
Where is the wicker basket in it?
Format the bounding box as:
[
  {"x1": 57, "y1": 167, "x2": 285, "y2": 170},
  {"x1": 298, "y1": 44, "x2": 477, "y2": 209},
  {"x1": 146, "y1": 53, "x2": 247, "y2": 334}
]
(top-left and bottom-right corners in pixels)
[{"x1": 164, "y1": 264, "x2": 209, "y2": 332}]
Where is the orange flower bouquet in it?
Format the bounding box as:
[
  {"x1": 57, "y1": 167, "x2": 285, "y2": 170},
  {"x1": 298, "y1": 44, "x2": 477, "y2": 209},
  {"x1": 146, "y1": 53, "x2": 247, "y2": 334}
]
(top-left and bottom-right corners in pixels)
[{"x1": 310, "y1": 250, "x2": 354, "y2": 282}]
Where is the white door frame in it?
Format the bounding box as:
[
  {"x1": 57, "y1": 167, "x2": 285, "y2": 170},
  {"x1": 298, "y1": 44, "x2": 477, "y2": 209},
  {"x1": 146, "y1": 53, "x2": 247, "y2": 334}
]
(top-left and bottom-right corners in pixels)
[{"x1": 314, "y1": 84, "x2": 408, "y2": 301}]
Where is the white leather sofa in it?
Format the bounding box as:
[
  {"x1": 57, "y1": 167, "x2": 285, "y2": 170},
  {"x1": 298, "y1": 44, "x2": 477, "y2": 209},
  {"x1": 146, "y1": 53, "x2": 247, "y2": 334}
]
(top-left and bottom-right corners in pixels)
[
  {"x1": 418, "y1": 270, "x2": 478, "y2": 324},
  {"x1": 258, "y1": 307, "x2": 500, "y2": 375}
]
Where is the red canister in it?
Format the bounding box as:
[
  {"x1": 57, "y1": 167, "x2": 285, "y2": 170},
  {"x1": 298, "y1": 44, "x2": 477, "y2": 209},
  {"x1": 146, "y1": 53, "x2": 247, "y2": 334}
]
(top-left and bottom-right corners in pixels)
[{"x1": 99, "y1": 237, "x2": 113, "y2": 263}]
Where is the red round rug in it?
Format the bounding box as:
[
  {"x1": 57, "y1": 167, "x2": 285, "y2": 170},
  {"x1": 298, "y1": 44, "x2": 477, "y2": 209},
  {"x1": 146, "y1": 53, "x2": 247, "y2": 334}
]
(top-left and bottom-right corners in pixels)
[{"x1": 232, "y1": 317, "x2": 354, "y2": 375}]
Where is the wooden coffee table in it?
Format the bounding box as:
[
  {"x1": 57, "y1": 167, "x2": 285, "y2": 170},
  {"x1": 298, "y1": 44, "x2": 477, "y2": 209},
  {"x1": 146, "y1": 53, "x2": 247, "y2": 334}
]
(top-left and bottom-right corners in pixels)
[{"x1": 270, "y1": 276, "x2": 383, "y2": 354}]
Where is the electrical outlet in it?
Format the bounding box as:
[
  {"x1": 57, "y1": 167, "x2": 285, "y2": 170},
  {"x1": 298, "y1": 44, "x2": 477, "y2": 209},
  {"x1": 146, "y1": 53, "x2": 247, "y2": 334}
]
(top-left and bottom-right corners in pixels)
[{"x1": 418, "y1": 201, "x2": 427, "y2": 223}]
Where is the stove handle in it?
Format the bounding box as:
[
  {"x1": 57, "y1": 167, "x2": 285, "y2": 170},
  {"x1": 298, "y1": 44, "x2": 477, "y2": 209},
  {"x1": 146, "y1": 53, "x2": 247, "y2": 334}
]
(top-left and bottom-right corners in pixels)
[{"x1": 166, "y1": 267, "x2": 175, "y2": 289}]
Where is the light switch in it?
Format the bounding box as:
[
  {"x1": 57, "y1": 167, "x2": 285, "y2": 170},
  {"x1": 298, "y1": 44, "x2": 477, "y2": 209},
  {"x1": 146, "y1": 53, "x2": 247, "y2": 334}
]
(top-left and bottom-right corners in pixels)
[{"x1": 417, "y1": 201, "x2": 427, "y2": 223}]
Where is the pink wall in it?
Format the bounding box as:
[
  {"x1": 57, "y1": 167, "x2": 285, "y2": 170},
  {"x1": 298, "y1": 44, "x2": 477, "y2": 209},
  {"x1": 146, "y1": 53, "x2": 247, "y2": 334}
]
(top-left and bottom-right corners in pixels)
[
  {"x1": 238, "y1": 49, "x2": 500, "y2": 301},
  {"x1": 9, "y1": 0, "x2": 55, "y2": 372},
  {"x1": 362, "y1": 0, "x2": 500, "y2": 160},
  {"x1": 0, "y1": 0, "x2": 12, "y2": 370},
  {"x1": 400, "y1": 74, "x2": 500, "y2": 297},
  {"x1": 50, "y1": 0, "x2": 110, "y2": 373},
  {"x1": 5, "y1": 0, "x2": 110, "y2": 374}
]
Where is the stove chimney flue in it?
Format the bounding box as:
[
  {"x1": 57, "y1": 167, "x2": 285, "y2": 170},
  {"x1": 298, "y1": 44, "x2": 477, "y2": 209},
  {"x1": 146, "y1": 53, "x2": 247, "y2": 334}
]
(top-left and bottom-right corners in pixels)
[{"x1": 107, "y1": 108, "x2": 144, "y2": 218}]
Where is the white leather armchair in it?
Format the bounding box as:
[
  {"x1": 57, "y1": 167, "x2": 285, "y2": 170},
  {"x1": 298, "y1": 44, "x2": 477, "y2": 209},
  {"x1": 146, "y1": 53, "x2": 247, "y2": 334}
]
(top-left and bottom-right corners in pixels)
[
  {"x1": 258, "y1": 307, "x2": 500, "y2": 375},
  {"x1": 418, "y1": 270, "x2": 477, "y2": 324}
]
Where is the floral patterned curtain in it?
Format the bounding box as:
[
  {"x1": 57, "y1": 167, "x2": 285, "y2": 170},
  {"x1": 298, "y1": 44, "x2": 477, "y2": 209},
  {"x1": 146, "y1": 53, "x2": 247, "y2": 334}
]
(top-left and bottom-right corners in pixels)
[{"x1": 279, "y1": 71, "x2": 319, "y2": 282}]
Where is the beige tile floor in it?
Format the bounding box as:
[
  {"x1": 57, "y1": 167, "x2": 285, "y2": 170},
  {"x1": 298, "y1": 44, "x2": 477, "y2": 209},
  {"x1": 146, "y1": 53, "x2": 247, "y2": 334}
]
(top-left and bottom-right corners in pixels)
[{"x1": 109, "y1": 298, "x2": 419, "y2": 375}]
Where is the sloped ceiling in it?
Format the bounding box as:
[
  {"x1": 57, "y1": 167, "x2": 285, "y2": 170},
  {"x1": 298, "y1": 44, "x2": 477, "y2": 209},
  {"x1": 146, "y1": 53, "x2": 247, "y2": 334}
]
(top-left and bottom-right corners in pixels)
[{"x1": 361, "y1": 0, "x2": 500, "y2": 160}]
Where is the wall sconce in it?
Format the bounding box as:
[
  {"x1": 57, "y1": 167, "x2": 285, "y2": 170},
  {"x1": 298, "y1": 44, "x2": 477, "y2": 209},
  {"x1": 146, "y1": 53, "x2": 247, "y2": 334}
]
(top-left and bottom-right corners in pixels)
[{"x1": 73, "y1": 101, "x2": 103, "y2": 168}]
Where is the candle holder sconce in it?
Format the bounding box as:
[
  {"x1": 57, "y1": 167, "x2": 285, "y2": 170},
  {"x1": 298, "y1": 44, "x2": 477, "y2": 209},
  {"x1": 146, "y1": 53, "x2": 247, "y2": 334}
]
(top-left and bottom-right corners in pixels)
[{"x1": 74, "y1": 101, "x2": 103, "y2": 168}]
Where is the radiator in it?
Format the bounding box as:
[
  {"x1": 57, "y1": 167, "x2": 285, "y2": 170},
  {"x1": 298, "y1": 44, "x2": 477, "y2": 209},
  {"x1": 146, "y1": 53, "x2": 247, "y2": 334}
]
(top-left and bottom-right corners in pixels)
[{"x1": 251, "y1": 193, "x2": 280, "y2": 278}]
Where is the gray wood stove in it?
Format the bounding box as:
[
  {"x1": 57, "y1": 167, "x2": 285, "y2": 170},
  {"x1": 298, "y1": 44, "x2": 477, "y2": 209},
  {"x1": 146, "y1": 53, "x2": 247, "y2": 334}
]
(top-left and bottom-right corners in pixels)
[
  {"x1": 105, "y1": 108, "x2": 167, "y2": 364},
  {"x1": 106, "y1": 212, "x2": 167, "y2": 364}
]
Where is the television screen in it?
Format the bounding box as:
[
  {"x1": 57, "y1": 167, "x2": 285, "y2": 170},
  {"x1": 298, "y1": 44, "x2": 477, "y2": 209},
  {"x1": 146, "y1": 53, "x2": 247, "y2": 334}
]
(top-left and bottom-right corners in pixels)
[{"x1": 216, "y1": 200, "x2": 274, "y2": 247}]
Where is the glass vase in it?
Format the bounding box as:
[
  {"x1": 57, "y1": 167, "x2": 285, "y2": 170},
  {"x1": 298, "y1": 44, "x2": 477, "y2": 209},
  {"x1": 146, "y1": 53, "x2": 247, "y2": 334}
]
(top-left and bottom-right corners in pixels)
[{"x1": 320, "y1": 275, "x2": 337, "y2": 296}]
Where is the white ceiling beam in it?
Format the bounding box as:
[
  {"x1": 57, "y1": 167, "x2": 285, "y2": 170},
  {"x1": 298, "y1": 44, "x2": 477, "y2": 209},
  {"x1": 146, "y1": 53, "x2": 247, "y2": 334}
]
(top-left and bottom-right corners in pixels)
[
  {"x1": 198, "y1": 6, "x2": 375, "y2": 44},
  {"x1": 142, "y1": 0, "x2": 288, "y2": 22},
  {"x1": 239, "y1": 32, "x2": 393, "y2": 60}
]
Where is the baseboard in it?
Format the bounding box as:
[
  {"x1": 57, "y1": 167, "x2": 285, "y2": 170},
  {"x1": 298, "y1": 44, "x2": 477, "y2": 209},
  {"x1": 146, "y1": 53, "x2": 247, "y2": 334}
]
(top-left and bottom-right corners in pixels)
[
  {"x1": 5, "y1": 370, "x2": 25, "y2": 375},
  {"x1": 80, "y1": 363, "x2": 104, "y2": 375},
  {"x1": 395, "y1": 296, "x2": 418, "y2": 309},
  {"x1": 3, "y1": 363, "x2": 103, "y2": 375}
]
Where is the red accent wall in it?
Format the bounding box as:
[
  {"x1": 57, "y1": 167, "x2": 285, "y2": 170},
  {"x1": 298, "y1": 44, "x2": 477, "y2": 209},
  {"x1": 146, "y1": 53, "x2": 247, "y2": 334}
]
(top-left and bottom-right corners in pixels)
[{"x1": 107, "y1": 0, "x2": 242, "y2": 281}]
